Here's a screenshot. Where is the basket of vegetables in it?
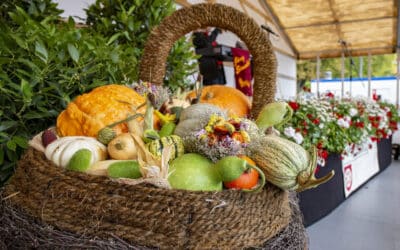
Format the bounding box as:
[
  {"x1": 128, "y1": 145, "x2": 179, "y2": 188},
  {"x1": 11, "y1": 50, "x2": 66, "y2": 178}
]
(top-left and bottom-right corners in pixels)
[{"x1": 1, "y1": 3, "x2": 333, "y2": 249}]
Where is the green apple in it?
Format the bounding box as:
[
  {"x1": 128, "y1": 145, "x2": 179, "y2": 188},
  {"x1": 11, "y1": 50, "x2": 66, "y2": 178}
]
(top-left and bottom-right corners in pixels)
[{"x1": 168, "y1": 153, "x2": 222, "y2": 191}]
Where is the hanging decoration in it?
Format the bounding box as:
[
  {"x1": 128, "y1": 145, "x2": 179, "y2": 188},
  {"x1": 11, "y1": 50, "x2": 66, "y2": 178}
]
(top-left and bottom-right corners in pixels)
[{"x1": 232, "y1": 47, "x2": 253, "y2": 96}]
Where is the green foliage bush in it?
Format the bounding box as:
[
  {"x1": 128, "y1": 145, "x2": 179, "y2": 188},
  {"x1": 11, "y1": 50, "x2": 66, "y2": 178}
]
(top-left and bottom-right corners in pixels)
[
  {"x1": 0, "y1": 0, "x2": 62, "y2": 23},
  {"x1": 0, "y1": 0, "x2": 197, "y2": 186},
  {"x1": 85, "y1": 0, "x2": 198, "y2": 91}
]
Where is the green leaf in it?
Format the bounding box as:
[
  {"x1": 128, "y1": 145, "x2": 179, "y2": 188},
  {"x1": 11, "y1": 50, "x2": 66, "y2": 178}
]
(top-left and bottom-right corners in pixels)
[
  {"x1": 110, "y1": 50, "x2": 119, "y2": 63},
  {"x1": 67, "y1": 43, "x2": 80, "y2": 63},
  {"x1": 38, "y1": 2, "x2": 46, "y2": 12},
  {"x1": 12, "y1": 136, "x2": 28, "y2": 149},
  {"x1": 57, "y1": 50, "x2": 65, "y2": 60},
  {"x1": 23, "y1": 111, "x2": 55, "y2": 119},
  {"x1": 35, "y1": 41, "x2": 48, "y2": 63},
  {"x1": 0, "y1": 132, "x2": 8, "y2": 139},
  {"x1": 16, "y1": 58, "x2": 40, "y2": 72},
  {"x1": 123, "y1": 31, "x2": 132, "y2": 41},
  {"x1": 8, "y1": 12, "x2": 24, "y2": 26},
  {"x1": 0, "y1": 149, "x2": 4, "y2": 165},
  {"x1": 107, "y1": 33, "x2": 122, "y2": 45},
  {"x1": 127, "y1": 5, "x2": 136, "y2": 15},
  {"x1": 10, "y1": 34, "x2": 28, "y2": 50},
  {"x1": 67, "y1": 16, "x2": 75, "y2": 28},
  {"x1": 6, "y1": 149, "x2": 18, "y2": 162},
  {"x1": 127, "y1": 19, "x2": 134, "y2": 31},
  {"x1": 6, "y1": 140, "x2": 16, "y2": 151},
  {"x1": 16, "y1": 69, "x2": 32, "y2": 79},
  {"x1": 0, "y1": 121, "x2": 17, "y2": 132},
  {"x1": 28, "y1": 2, "x2": 39, "y2": 16},
  {"x1": 21, "y1": 79, "x2": 33, "y2": 103}
]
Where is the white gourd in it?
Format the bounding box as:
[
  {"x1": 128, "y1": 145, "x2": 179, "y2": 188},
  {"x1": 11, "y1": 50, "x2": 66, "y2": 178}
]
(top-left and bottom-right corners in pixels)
[
  {"x1": 45, "y1": 137, "x2": 77, "y2": 166},
  {"x1": 44, "y1": 136, "x2": 107, "y2": 167}
]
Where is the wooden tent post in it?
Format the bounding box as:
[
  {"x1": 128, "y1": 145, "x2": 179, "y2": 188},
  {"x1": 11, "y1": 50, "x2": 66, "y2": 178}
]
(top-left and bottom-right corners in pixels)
[
  {"x1": 368, "y1": 51, "x2": 372, "y2": 99},
  {"x1": 396, "y1": 48, "x2": 399, "y2": 108},
  {"x1": 316, "y1": 54, "x2": 320, "y2": 97},
  {"x1": 341, "y1": 51, "x2": 345, "y2": 98},
  {"x1": 396, "y1": 0, "x2": 400, "y2": 108}
]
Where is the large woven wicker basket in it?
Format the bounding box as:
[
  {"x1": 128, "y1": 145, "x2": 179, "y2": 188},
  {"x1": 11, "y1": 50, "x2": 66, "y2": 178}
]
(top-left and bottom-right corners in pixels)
[{"x1": 1, "y1": 3, "x2": 307, "y2": 249}]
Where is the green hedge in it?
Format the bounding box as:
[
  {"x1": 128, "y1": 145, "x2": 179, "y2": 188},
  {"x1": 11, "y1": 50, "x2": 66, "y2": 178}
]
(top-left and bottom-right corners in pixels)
[{"x1": 0, "y1": 0, "x2": 197, "y2": 186}]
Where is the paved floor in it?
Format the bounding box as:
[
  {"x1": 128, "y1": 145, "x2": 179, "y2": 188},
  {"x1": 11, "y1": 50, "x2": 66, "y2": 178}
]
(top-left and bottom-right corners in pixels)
[{"x1": 307, "y1": 161, "x2": 400, "y2": 250}]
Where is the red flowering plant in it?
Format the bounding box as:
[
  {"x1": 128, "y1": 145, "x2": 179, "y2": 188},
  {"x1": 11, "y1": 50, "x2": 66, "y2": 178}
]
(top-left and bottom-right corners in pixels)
[
  {"x1": 357, "y1": 98, "x2": 400, "y2": 142},
  {"x1": 284, "y1": 95, "x2": 347, "y2": 167},
  {"x1": 327, "y1": 97, "x2": 373, "y2": 158},
  {"x1": 379, "y1": 102, "x2": 400, "y2": 132},
  {"x1": 280, "y1": 92, "x2": 399, "y2": 168}
]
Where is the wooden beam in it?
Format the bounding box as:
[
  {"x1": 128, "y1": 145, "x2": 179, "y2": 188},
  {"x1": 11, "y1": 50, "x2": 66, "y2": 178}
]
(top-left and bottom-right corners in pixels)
[
  {"x1": 299, "y1": 46, "x2": 396, "y2": 60},
  {"x1": 397, "y1": 48, "x2": 400, "y2": 107},
  {"x1": 258, "y1": 0, "x2": 299, "y2": 58},
  {"x1": 240, "y1": 0, "x2": 272, "y2": 23},
  {"x1": 368, "y1": 51, "x2": 371, "y2": 98},
  {"x1": 316, "y1": 54, "x2": 321, "y2": 97},
  {"x1": 328, "y1": 0, "x2": 343, "y2": 44},
  {"x1": 396, "y1": 0, "x2": 400, "y2": 107},
  {"x1": 396, "y1": 0, "x2": 400, "y2": 48},
  {"x1": 238, "y1": 0, "x2": 249, "y2": 16},
  {"x1": 285, "y1": 16, "x2": 395, "y2": 30},
  {"x1": 274, "y1": 46, "x2": 297, "y2": 59},
  {"x1": 341, "y1": 51, "x2": 345, "y2": 97}
]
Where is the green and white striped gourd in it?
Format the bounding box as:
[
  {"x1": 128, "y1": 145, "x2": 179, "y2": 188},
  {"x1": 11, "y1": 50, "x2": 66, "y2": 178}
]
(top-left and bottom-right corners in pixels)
[
  {"x1": 146, "y1": 135, "x2": 184, "y2": 161},
  {"x1": 247, "y1": 135, "x2": 334, "y2": 192}
]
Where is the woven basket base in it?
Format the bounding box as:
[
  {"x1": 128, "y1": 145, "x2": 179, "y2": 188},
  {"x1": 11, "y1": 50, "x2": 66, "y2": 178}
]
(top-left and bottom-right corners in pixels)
[
  {"x1": 3, "y1": 148, "x2": 295, "y2": 249},
  {"x1": 0, "y1": 192, "x2": 307, "y2": 250}
]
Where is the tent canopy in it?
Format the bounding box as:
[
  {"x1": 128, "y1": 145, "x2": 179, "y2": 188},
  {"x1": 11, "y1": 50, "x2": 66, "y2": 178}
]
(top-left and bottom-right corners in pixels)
[
  {"x1": 176, "y1": 0, "x2": 398, "y2": 59},
  {"x1": 263, "y1": 0, "x2": 397, "y2": 59}
]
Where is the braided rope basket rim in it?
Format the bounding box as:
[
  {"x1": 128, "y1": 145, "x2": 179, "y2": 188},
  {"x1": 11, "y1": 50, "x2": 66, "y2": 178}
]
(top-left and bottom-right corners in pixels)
[
  {"x1": 139, "y1": 3, "x2": 277, "y2": 118},
  {"x1": 2, "y1": 3, "x2": 296, "y2": 249}
]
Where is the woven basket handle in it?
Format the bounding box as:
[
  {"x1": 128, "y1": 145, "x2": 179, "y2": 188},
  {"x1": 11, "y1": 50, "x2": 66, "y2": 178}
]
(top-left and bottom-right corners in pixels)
[{"x1": 139, "y1": 3, "x2": 277, "y2": 118}]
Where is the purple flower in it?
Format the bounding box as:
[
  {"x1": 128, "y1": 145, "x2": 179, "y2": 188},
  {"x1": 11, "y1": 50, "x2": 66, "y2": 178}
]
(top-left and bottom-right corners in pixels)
[{"x1": 195, "y1": 129, "x2": 206, "y2": 138}]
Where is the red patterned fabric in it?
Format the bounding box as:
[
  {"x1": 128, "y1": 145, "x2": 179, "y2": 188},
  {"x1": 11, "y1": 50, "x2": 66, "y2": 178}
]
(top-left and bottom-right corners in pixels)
[{"x1": 231, "y1": 47, "x2": 253, "y2": 96}]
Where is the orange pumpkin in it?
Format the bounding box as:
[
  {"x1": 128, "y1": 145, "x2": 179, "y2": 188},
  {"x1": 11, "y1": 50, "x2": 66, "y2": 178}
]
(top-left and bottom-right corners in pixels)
[
  {"x1": 186, "y1": 85, "x2": 251, "y2": 117},
  {"x1": 57, "y1": 84, "x2": 145, "y2": 137}
]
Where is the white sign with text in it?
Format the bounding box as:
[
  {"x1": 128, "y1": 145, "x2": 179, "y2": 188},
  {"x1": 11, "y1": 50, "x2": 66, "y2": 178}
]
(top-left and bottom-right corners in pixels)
[{"x1": 341, "y1": 143, "x2": 380, "y2": 197}]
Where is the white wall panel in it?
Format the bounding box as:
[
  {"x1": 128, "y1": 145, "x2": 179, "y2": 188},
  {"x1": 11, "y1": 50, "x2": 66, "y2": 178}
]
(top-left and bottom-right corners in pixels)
[{"x1": 54, "y1": 0, "x2": 95, "y2": 20}]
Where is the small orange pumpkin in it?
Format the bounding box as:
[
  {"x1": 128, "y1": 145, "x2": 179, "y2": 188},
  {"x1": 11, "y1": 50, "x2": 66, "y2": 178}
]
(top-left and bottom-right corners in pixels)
[
  {"x1": 57, "y1": 84, "x2": 145, "y2": 137},
  {"x1": 186, "y1": 85, "x2": 251, "y2": 117}
]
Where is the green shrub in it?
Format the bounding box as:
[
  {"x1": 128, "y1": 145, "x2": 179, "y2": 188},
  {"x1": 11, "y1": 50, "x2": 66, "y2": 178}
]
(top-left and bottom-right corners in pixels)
[
  {"x1": 85, "y1": 0, "x2": 198, "y2": 91},
  {"x1": 0, "y1": 8, "x2": 136, "y2": 184},
  {"x1": 0, "y1": 0, "x2": 198, "y2": 186},
  {"x1": 0, "y1": 0, "x2": 62, "y2": 23}
]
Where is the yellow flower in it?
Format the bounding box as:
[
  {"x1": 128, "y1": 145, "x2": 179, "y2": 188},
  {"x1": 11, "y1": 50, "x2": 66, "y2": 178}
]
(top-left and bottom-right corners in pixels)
[
  {"x1": 205, "y1": 125, "x2": 213, "y2": 133},
  {"x1": 240, "y1": 130, "x2": 251, "y2": 143}
]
